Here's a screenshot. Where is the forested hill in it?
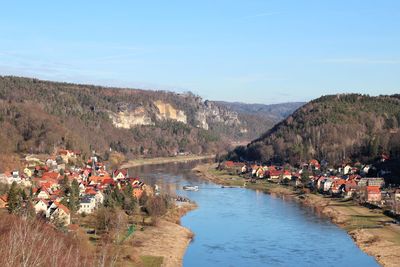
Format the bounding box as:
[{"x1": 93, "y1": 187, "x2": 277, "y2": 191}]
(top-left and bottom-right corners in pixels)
[
  {"x1": 0, "y1": 76, "x2": 298, "y2": 168},
  {"x1": 228, "y1": 94, "x2": 400, "y2": 165}
]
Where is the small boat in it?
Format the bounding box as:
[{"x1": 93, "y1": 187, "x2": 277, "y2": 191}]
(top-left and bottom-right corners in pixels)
[{"x1": 183, "y1": 185, "x2": 199, "y2": 191}]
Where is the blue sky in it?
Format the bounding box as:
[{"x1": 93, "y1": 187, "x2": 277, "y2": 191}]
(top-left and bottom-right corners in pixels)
[{"x1": 0, "y1": 1, "x2": 399, "y2": 104}]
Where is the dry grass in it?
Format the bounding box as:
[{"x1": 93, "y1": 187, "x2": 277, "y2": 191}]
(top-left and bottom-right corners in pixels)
[{"x1": 131, "y1": 219, "x2": 193, "y2": 267}]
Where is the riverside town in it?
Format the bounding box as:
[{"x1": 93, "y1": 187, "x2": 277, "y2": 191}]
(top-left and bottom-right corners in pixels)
[{"x1": 2, "y1": 1, "x2": 400, "y2": 266}]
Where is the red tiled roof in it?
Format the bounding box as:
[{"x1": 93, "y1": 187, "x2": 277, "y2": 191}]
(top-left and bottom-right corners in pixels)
[
  {"x1": 270, "y1": 170, "x2": 282, "y2": 176},
  {"x1": 101, "y1": 178, "x2": 115, "y2": 185},
  {"x1": 58, "y1": 149, "x2": 70, "y2": 155},
  {"x1": 367, "y1": 186, "x2": 381, "y2": 193},
  {"x1": 85, "y1": 188, "x2": 97, "y2": 195},
  {"x1": 54, "y1": 202, "x2": 70, "y2": 214},
  {"x1": 42, "y1": 172, "x2": 59, "y2": 180},
  {"x1": 224, "y1": 161, "x2": 235, "y2": 167},
  {"x1": 113, "y1": 169, "x2": 128, "y2": 177}
]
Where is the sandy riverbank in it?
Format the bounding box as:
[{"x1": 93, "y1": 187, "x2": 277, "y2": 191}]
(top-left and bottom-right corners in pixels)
[
  {"x1": 121, "y1": 154, "x2": 214, "y2": 169},
  {"x1": 131, "y1": 202, "x2": 197, "y2": 267},
  {"x1": 193, "y1": 163, "x2": 400, "y2": 267}
]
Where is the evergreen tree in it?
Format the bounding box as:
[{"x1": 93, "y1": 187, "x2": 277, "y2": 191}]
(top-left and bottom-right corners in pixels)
[
  {"x1": 69, "y1": 179, "x2": 80, "y2": 213},
  {"x1": 60, "y1": 175, "x2": 70, "y2": 193},
  {"x1": 122, "y1": 183, "x2": 137, "y2": 214},
  {"x1": 111, "y1": 186, "x2": 124, "y2": 206},
  {"x1": 20, "y1": 189, "x2": 28, "y2": 201},
  {"x1": 7, "y1": 182, "x2": 21, "y2": 214}
]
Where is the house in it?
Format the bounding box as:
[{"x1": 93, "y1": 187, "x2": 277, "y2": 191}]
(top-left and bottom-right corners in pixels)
[
  {"x1": 46, "y1": 158, "x2": 58, "y2": 169},
  {"x1": 251, "y1": 166, "x2": 258, "y2": 176},
  {"x1": 78, "y1": 196, "x2": 96, "y2": 214},
  {"x1": 34, "y1": 199, "x2": 48, "y2": 214},
  {"x1": 381, "y1": 153, "x2": 390, "y2": 162},
  {"x1": 309, "y1": 159, "x2": 320, "y2": 170},
  {"x1": 323, "y1": 178, "x2": 334, "y2": 192},
  {"x1": 366, "y1": 186, "x2": 382, "y2": 203},
  {"x1": 89, "y1": 176, "x2": 103, "y2": 185},
  {"x1": 241, "y1": 165, "x2": 247, "y2": 174},
  {"x1": 36, "y1": 186, "x2": 52, "y2": 199},
  {"x1": 47, "y1": 202, "x2": 71, "y2": 225},
  {"x1": 42, "y1": 171, "x2": 60, "y2": 181},
  {"x1": 282, "y1": 170, "x2": 292, "y2": 180},
  {"x1": 367, "y1": 178, "x2": 385, "y2": 187},
  {"x1": 95, "y1": 190, "x2": 104, "y2": 207},
  {"x1": 5, "y1": 171, "x2": 22, "y2": 184},
  {"x1": 331, "y1": 179, "x2": 346, "y2": 195},
  {"x1": 343, "y1": 165, "x2": 352, "y2": 175},
  {"x1": 113, "y1": 169, "x2": 128, "y2": 180},
  {"x1": 79, "y1": 182, "x2": 86, "y2": 194},
  {"x1": 58, "y1": 149, "x2": 76, "y2": 164},
  {"x1": 85, "y1": 187, "x2": 97, "y2": 196},
  {"x1": 100, "y1": 178, "x2": 115, "y2": 188},
  {"x1": 343, "y1": 179, "x2": 358, "y2": 198},
  {"x1": 23, "y1": 168, "x2": 33, "y2": 178},
  {"x1": 362, "y1": 165, "x2": 371, "y2": 174},
  {"x1": 269, "y1": 170, "x2": 282, "y2": 180},
  {"x1": 256, "y1": 167, "x2": 264, "y2": 178},
  {"x1": 358, "y1": 178, "x2": 385, "y2": 187}
]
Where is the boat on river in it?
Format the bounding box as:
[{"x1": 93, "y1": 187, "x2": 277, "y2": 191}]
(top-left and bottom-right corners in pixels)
[{"x1": 183, "y1": 185, "x2": 199, "y2": 191}]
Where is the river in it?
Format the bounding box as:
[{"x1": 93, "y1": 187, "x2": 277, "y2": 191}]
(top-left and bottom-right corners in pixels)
[{"x1": 130, "y1": 161, "x2": 379, "y2": 267}]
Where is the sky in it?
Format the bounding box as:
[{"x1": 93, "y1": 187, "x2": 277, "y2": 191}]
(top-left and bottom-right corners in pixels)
[{"x1": 0, "y1": 0, "x2": 399, "y2": 104}]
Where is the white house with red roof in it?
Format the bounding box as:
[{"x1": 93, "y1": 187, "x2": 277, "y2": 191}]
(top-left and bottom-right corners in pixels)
[
  {"x1": 113, "y1": 169, "x2": 128, "y2": 180},
  {"x1": 36, "y1": 186, "x2": 52, "y2": 200},
  {"x1": 34, "y1": 199, "x2": 48, "y2": 214},
  {"x1": 47, "y1": 202, "x2": 71, "y2": 225}
]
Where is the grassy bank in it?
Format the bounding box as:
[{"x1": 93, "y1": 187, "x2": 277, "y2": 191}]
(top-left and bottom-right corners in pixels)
[
  {"x1": 121, "y1": 154, "x2": 215, "y2": 169},
  {"x1": 193, "y1": 163, "x2": 400, "y2": 267}
]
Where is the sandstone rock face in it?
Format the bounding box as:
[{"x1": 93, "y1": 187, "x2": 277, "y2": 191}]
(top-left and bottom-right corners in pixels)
[
  {"x1": 194, "y1": 100, "x2": 242, "y2": 130},
  {"x1": 108, "y1": 94, "x2": 244, "y2": 133},
  {"x1": 154, "y1": 100, "x2": 187, "y2": 123},
  {"x1": 108, "y1": 107, "x2": 154, "y2": 128}
]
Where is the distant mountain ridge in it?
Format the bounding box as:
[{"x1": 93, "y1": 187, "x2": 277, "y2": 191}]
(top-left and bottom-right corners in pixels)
[
  {"x1": 215, "y1": 101, "x2": 305, "y2": 121},
  {"x1": 214, "y1": 101, "x2": 305, "y2": 141}
]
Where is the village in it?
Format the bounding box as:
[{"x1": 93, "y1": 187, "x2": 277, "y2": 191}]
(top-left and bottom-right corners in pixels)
[
  {"x1": 219, "y1": 153, "x2": 400, "y2": 218},
  {"x1": 0, "y1": 149, "x2": 154, "y2": 228}
]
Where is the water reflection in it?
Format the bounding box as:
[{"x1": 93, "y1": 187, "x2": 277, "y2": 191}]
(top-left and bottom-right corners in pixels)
[{"x1": 129, "y1": 161, "x2": 378, "y2": 267}]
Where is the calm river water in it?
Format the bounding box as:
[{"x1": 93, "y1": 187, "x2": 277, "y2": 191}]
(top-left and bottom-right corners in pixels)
[{"x1": 130, "y1": 161, "x2": 378, "y2": 267}]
